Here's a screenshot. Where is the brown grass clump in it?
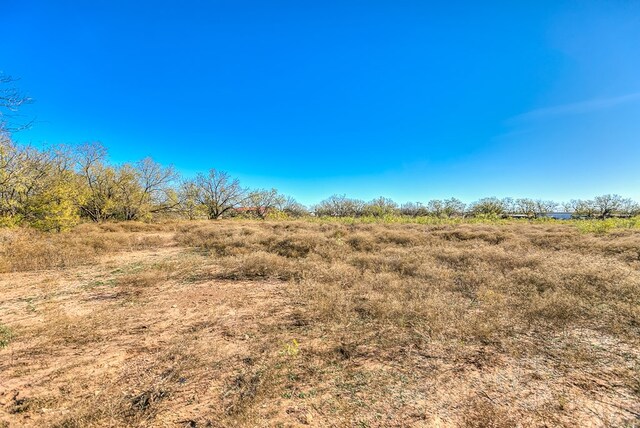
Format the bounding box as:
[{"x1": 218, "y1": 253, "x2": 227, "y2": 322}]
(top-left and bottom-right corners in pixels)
[
  {"x1": 1, "y1": 220, "x2": 639, "y2": 426},
  {"x1": 218, "y1": 251, "x2": 302, "y2": 281},
  {"x1": 460, "y1": 397, "x2": 517, "y2": 428},
  {"x1": 0, "y1": 224, "x2": 171, "y2": 272}
]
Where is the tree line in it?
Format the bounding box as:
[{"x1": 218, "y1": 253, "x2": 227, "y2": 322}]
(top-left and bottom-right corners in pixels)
[
  {"x1": 313, "y1": 194, "x2": 640, "y2": 219},
  {"x1": 2, "y1": 137, "x2": 638, "y2": 231},
  {"x1": 0, "y1": 139, "x2": 312, "y2": 230},
  {"x1": 1, "y1": 75, "x2": 638, "y2": 230}
]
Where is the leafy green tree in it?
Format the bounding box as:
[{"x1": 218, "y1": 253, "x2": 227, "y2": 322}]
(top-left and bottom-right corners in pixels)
[
  {"x1": 0, "y1": 140, "x2": 82, "y2": 230},
  {"x1": 27, "y1": 168, "x2": 83, "y2": 231}
]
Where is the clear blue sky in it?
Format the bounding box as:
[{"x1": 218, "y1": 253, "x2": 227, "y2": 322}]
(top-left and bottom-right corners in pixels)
[{"x1": 2, "y1": 0, "x2": 639, "y2": 205}]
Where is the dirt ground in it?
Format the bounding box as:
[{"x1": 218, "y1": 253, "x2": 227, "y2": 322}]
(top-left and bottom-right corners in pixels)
[{"x1": 1, "y1": 221, "x2": 639, "y2": 427}]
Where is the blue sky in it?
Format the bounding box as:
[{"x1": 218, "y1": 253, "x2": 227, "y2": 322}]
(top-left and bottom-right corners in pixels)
[{"x1": 2, "y1": 0, "x2": 639, "y2": 204}]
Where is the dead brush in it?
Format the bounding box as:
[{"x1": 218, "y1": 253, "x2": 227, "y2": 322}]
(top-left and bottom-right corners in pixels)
[
  {"x1": 222, "y1": 369, "x2": 264, "y2": 415},
  {"x1": 348, "y1": 250, "x2": 422, "y2": 277},
  {"x1": 31, "y1": 310, "x2": 107, "y2": 347},
  {"x1": 0, "y1": 229, "x2": 99, "y2": 272},
  {"x1": 217, "y1": 251, "x2": 303, "y2": 281},
  {"x1": 261, "y1": 234, "x2": 322, "y2": 258},
  {"x1": 0, "y1": 226, "x2": 170, "y2": 273},
  {"x1": 460, "y1": 397, "x2": 517, "y2": 428},
  {"x1": 434, "y1": 225, "x2": 511, "y2": 245},
  {"x1": 373, "y1": 228, "x2": 423, "y2": 246},
  {"x1": 96, "y1": 221, "x2": 170, "y2": 233},
  {"x1": 176, "y1": 225, "x2": 266, "y2": 256},
  {"x1": 346, "y1": 232, "x2": 378, "y2": 252},
  {"x1": 115, "y1": 270, "x2": 169, "y2": 288},
  {"x1": 525, "y1": 290, "x2": 583, "y2": 329}
]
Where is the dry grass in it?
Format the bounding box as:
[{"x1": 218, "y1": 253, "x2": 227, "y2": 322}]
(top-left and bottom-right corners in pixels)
[
  {"x1": 0, "y1": 222, "x2": 176, "y2": 272},
  {"x1": 1, "y1": 220, "x2": 639, "y2": 427}
]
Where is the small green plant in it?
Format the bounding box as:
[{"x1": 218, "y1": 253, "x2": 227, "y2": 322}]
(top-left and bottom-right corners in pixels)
[
  {"x1": 0, "y1": 324, "x2": 14, "y2": 348},
  {"x1": 575, "y1": 220, "x2": 614, "y2": 234},
  {"x1": 282, "y1": 339, "x2": 300, "y2": 357}
]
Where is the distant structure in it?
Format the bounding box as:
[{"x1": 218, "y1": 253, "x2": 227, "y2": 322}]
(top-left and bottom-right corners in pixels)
[
  {"x1": 540, "y1": 212, "x2": 572, "y2": 220},
  {"x1": 233, "y1": 206, "x2": 271, "y2": 216},
  {"x1": 507, "y1": 214, "x2": 530, "y2": 219},
  {"x1": 505, "y1": 212, "x2": 573, "y2": 220}
]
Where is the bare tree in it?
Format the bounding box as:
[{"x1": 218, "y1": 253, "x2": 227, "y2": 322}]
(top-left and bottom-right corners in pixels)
[
  {"x1": 426, "y1": 199, "x2": 444, "y2": 216},
  {"x1": 469, "y1": 197, "x2": 506, "y2": 216},
  {"x1": 566, "y1": 199, "x2": 596, "y2": 218},
  {"x1": 276, "y1": 196, "x2": 308, "y2": 217},
  {"x1": 400, "y1": 202, "x2": 427, "y2": 217},
  {"x1": 177, "y1": 180, "x2": 202, "y2": 220},
  {"x1": 443, "y1": 198, "x2": 466, "y2": 217},
  {"x1": 0, "y1": 76, "x2": 34, "y2": 215},
  {"x1": 195, "y1": 169, "x2": 246, "y2": 219},
  {"x1": 364, "y1": 197, "x2": 399, "y2": 217},
  {"x1": 246, "y1": 188, "x2": 285, "y2": 219},
  {"x1": 514, "y1": 198, "x2": 535, "y2": 217},
  {"x1": 134, "y1": 157, "x2": 179, "y2": 216},
  {"x1": 533, "y1": 200, "x2": 557, "y2": 217},
  {"x1": 313, "y1": 195, "x2": 365, "y2": 217},
  {"x1": 0, "y1": 138, "x2": 21, "y2": 216},
  {"x1": 75, "y1": 142, "x2": 118, "y2": 222},
  {"x1": 0, "y1": 74, "x2": 33, "y2": 136},
  {"x1": 427, "y1": 198, "x2": 467, "y2": 217},
  {"x1": 592, "y1": 194, "x2": 624, "y2": 219},
  {"x1": 620, "y1": 198, "x2": 640, "y2": 216},
  {"x1": 501, "y1": 197, "x2": 514, "y2": 214}
]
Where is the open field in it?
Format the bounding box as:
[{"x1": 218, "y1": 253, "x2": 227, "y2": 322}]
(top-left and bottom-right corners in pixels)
[{"x1": 1, "y1": 220, "x2": 639, "y2": 427}]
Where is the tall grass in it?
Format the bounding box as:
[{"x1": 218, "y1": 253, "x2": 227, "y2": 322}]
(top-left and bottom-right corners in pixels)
[{"x1": 0, "y1": 223, "x2": 171, "y2": 272}]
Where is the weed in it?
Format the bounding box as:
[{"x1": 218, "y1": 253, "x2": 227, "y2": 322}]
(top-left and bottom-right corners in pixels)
[
  {"x1": 0, "y1": 324, "x2": 14, "y2": 348},
  {"x1": 282, "y1": 339, "x2": 300, "y2": 357}
]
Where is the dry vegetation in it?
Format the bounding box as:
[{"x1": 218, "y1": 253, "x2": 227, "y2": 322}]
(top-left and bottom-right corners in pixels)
[{"x1": 1, "y1": 220, "x2": 639, "y2": 427}]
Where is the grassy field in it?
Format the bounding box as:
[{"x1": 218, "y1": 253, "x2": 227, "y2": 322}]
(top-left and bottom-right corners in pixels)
[{"x1": 1, "y1": 220, "x2": 639, "y2": 427}]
